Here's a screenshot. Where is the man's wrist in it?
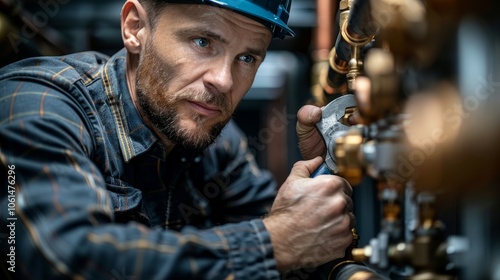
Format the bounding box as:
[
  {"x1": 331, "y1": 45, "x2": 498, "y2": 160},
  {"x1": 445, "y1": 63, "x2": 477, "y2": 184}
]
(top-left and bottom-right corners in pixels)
[
  {"x1": 262, "y1": 215, "x2": 295, "y2": 272},
  {"x1": 246, "y1": 219, "x2": 281, "y2": 279}
]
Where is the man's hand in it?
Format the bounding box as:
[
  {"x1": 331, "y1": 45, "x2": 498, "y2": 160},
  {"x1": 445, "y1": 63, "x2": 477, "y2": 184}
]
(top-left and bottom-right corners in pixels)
[
  {"x1": 296, "y1": 105, "x2": 358, "y2": 161},
  {"x1": 263, "y1": 157, "x2": 355, "y2": 272}
]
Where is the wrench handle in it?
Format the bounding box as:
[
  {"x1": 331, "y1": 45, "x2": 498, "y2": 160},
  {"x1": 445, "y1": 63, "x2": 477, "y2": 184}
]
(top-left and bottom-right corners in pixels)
[{"x1": 311, "y1": 162, "x2": 333, "y2": 177}]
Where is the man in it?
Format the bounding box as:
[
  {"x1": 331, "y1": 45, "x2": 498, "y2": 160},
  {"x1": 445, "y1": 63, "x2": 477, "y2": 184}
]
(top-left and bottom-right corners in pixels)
[{"x1": 0, "y1": 0, "x2": 354, "y2": 278}]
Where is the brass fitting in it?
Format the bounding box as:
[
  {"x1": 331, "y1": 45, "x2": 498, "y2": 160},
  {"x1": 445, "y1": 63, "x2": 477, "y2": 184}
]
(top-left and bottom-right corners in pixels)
[
  {"x1": 346, "y1": 45, "x2": 363, "y2": 92},
  {"x1": 351, "y1": 246, "x2": 372, "y2": 263},
  {"x1": 335, "y1": 127, "x2": 364, "y2": 185},
  {"x1": 339, "y1": 0, "x2": 375, "y2": 93},
  {"x1": 329, "y1": 47, "x2": 350, "y2": 75}
]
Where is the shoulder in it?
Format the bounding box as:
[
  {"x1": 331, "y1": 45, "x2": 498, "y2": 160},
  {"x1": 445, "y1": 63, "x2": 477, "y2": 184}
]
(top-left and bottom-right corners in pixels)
[
  {"x1": 0, "y1": 51, "x2": 112, "y2": 121},
  {"x1": 0, "y1": 51, "x2": 109, "y2": 90},
  {"x1": 0, "y1": 52, "x2": 111, "y2": 151}
]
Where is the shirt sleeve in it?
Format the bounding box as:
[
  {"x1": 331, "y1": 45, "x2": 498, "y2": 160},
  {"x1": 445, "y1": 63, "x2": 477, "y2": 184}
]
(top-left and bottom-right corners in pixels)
[{"x1": 0, "y1": 76, "x2": 279, "y2": 279}]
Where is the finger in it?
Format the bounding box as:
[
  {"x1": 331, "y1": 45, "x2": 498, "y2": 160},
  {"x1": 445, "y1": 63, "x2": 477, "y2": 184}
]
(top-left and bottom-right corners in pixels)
[
  {"x1": 336, "y1": 176, "x2": 353, "y2": 197},
  {"x1": 297, "y1": 105, "x2": 322, "y2": 130},
  {"x1": 349, "y1": 212, "x2": 356, "y2": 229},
  {"x1": 296, "y1": 121, "x2": 315, "y2": 137},
  {"x1": 345, "y1": 195, "x2": 354, "y2": 213},
  {"x1": 289, "y1": 156, "x2": 324, "y2": 179}
]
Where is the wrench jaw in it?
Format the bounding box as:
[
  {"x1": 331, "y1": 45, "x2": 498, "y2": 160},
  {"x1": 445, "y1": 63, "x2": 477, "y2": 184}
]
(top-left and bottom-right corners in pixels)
[
  {"x1": 314, "y1": 94, "x2": 357, "y2": 175},
  {"x1": 316, "y1": 121, "x2": 341, "y2": 174},
  {"x1": 325, "y1": 138, "x2": 340, "y2": 174}
]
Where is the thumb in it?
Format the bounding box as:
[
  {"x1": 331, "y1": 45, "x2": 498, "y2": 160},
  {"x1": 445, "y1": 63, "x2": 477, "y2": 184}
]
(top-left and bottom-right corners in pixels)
[
  {"x1": 289, "y1": 156, "x2": 324, "y2": 179},
  {"x1": 296, "y1": 105, "x2": 322, "y2": 135}
]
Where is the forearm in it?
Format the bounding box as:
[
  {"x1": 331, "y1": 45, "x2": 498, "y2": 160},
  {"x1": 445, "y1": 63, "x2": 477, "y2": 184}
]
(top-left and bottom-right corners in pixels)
[{"x1": 5, "y1": 208, "x2": 278, "y2": 279}]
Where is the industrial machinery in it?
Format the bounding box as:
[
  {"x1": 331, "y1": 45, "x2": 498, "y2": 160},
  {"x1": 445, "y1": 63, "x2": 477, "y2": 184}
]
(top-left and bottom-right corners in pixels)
[{"x1": 307, "y1": 0, "x2": 500, "y2": 279}]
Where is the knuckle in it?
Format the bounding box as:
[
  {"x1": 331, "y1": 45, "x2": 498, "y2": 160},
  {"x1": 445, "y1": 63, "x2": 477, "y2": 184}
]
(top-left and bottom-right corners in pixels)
[
  {"x1": 292, "y1": 160, "x2": 305, "y2": 169},
  {"x1": 350, "y1": 212, "x2": 357, "y2": 228},
  {"x1": 342, "y1": 213, "x2": 352, "y2": 229},
  {"x1": 334, "y1": 213, "x2": 353, "y2": 235},
  {"x1": 332, "y1": 176, "x2": 353, "y2": 196},
  {"x1": 343, "y1": 232, "x2": 354, "y2": 248},
  {"x1": 346, "y1": 196, "x2": 354, "y2": 212},
  {"x1": 316, "y1": 176, "x2": 344, "y2": 193},
  {"x1": 333, "y1": 195, "x2": 350, "y2": 210},
  {"x1": 324, "y1": 196, "x2": 350, "y2": 219}
]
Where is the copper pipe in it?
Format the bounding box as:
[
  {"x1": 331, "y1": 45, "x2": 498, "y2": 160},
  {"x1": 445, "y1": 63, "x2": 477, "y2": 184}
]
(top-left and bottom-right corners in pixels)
[{"x1": 312, "y1": 0, "x2": 338, "y2": 61}]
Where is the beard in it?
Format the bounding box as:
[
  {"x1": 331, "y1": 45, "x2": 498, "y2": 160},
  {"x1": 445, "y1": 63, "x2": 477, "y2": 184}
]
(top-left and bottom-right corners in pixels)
[{"x1": 135, "y1": 40, "x2": 232, "y2": 151}]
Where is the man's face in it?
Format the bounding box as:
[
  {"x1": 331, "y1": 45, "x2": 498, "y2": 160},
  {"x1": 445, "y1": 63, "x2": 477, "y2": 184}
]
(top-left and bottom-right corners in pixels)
[{"x1": 135, "y1": 4, "x2": 272, "y2": 150}]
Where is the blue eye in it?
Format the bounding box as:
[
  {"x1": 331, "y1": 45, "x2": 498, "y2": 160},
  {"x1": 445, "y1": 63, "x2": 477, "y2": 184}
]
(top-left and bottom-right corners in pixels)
[
  {"x1": 239, "y1": 55, "x2": 255, "y2": 64},
  {"x1": 193, "y1": 38, "x2": 209, "y2": 48}
]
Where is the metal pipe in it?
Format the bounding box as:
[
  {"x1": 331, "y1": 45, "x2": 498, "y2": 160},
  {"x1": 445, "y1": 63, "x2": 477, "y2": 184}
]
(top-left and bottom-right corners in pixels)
[{"x1": 326, "y1": 0, "x2": 375, "y2": 97}]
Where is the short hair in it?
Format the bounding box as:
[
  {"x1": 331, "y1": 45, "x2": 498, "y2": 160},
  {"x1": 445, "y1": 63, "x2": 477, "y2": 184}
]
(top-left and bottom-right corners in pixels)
[{"x1": 138, "y1": 0, "x2": 170, "y2": 29}]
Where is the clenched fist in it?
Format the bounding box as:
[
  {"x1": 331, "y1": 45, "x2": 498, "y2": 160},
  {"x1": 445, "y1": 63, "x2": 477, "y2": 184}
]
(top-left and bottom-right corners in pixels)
[{"x1": 263, "y1": 156, "x2": 355, "y2": 272}]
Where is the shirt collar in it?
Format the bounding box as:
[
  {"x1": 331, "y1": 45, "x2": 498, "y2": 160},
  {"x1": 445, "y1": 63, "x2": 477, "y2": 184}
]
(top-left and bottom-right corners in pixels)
[{"x1": 102, "y1": 48, "x2": 159, "y2": 162}]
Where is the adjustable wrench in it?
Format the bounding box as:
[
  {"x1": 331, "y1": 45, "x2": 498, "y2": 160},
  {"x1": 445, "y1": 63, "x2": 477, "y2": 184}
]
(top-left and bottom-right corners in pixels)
[{"x1": 311, "y1": 94, "x2": 357, "y2": 177}]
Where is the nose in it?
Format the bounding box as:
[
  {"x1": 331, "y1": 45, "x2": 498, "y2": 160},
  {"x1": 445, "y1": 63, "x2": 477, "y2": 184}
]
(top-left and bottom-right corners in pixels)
[{"x1": 203, "y1": 57, "x2": 234, "y2": 94}]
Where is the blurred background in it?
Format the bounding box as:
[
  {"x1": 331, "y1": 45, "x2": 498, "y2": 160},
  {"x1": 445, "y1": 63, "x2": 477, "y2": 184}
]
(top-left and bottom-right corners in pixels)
[{"x1": 2, "y1": 0, "x2": 500, "y2": 279}]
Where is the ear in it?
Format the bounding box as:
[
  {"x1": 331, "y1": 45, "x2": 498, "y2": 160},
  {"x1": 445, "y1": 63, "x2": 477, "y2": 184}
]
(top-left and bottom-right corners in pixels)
[{"x1": 121, "y1": 0, "x2": 149, "y2": 54}]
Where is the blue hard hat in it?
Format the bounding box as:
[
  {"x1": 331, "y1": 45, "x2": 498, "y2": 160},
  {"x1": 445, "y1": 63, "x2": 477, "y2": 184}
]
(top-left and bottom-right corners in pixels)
[{"x1": 164, "y1": 0, "x2": 295, "y2": 39}]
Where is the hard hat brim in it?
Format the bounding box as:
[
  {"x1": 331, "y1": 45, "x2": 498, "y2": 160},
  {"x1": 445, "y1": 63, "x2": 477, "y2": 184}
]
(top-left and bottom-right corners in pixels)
[
  {"x1": 165, "y1": 0, "x2": 296, "y2": 39},
  {"x1": 207, "y1": 0, "x2": 296, "y2": 38}
]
